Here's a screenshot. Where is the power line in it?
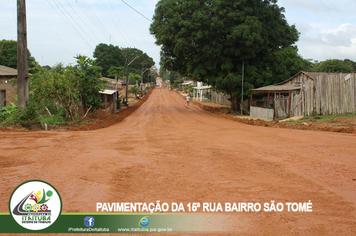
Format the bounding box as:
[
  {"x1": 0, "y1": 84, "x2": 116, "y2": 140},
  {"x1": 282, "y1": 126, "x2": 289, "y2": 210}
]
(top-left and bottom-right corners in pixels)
[
  {"x1": 64, "y1": 0, "x2": 102, "y2": 43},
  {"x1": 77, "y1": 0, "x2": 119, "y2": 44},
  {"x1": 47, "y1": 0, "x2": 93, "y2": 49},
  {"x1": 53, "y1": 0, "x2": 97, "y2": 46},
  {"x1": 121, "y1": 0, "x2": 152, "y2": 23},
  {"x1": 106, "y1": 0, "x2": 132, "y2": 47},
  {"x1": 75, "y1": 0, "x2": 111, "y2": 42}
]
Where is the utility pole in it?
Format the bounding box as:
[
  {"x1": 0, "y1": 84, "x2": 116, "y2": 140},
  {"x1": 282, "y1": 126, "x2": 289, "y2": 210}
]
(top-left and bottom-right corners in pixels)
[
  {"x1": 240, "y1": 62, "x2": 245, "y2": 115},
  {"x1": 125, "y1": 48, "x2": 141, "y2": 104},
  {"x1": 17, "y1": 0, "x2": 29, "y2": 109},
  {"x1": 140, "y1": 62, "x2": 147, "y2": 90},
  {"x1": 125, "y1": 48, "x2": 129, "y2": 103}
]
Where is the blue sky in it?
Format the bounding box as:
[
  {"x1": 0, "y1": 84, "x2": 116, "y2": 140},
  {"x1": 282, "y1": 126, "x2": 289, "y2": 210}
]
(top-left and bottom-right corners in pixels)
[{"x1": 1, "y1": 0, "x2": 356, "y2": 68}]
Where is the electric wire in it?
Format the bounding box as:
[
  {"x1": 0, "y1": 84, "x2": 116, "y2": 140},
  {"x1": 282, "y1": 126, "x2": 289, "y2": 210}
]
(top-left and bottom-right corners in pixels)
[
  {"x1": 75, "y1": 0, "x2": 111, "y2": 42},
  {"x1": 77, "y1": 0, "x2": 119, "y2": 44},
  {"x1": 47, "y1": 0, "x2": 93, "y2": 49},
  {"x1": 105, "y1": 0, "x2": 132, "y2": 47},
  {"x1": 64, "y1": 0, "x2": 102, "y2": 43},
  {"x1": 53, "y1": 0, "x2": 97, "y2": 46},
  {"x1": 121, "y1": 0, "x2": 152, "y2": 23}
]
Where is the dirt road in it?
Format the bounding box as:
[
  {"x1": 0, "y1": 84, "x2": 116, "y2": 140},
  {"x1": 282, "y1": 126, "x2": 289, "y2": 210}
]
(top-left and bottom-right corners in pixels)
[{"x1": 1, "y1": 88, "x2": 356, "y2": 235}]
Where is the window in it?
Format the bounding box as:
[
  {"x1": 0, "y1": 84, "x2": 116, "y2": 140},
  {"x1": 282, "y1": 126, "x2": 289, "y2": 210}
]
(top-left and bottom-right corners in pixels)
[{"x1": 0, "y1": 90, "x2": 6, "y2": 107}]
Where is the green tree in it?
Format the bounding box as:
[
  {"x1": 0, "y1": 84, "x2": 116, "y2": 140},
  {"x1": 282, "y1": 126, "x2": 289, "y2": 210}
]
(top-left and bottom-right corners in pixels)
[
  {"x1": 51, "y1": 62, "x2": 66, "y2": 74},
  {"x1": 93, "y1": 43, "x2": 125, "y2": 77},
  {"x1": 312, "y1": 59, "x2": 353, "y2": 73},
  {"x1": 0, "y1": 39, "x2": 38, "y2": 73},
  {"x1": 343, "y1": 59, "x2": 356, "y2": 71},
  {"x1": 122, "y1": 47, "x2": 155, "y2": 83},
  {"x1": 128, "y1": 86, "x2": 140, "y2": 95},
  {"x1": 150, "y1": 0, "x2": 300, "y2": 111},
  {"x1": 72, "y1": 55, "x2": 107, "y2": 113},
  {"x1": 128, "y1": 73, "x2": 141, "y2": 85},
  {"x1": 256, "y1": 46, "x2": 304, "y2": 87},
  {"x1": 42, "y1": 65, "x2": 52, "y2": 71},
  {"x1": 30, "y1": 66, "x2": 78, "y2": 120}
]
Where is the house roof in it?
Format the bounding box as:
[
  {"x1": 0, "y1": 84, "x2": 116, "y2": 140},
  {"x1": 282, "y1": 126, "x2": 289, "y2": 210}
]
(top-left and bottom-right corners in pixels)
[
  {"x1": 178, "y1": 81, "x2": 193, "y2": 86},
  {"x1": 282, "y1": 71, "x2": 355, "y2": 84},
  {"x1": 193, "y1": 85, "x2": 212, "y2": 90},
  {"x1": 0, "y1": 65, "x2": 17, "y2": 76},
  {"x1": 251, "y1": 71, "x2": 351, "y2": 92},
  {"x1": 251, "y1": 84, "x2": 301, "y2": 92},
  {"x1": 99, "y1": 89, "x2": 116, "y2": 95}
]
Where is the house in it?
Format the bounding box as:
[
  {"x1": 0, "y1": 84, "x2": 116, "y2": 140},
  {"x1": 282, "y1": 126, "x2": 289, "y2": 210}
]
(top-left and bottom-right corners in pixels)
[
  {"x1": 250, "y1": 71, "x2": 356, "y2": 120},
  {"x1": 0, "y1": 65, "x2": 18, "y2": 107},
  {"x1": 177, "y1": 81, "x2": 193, "y2": 91},
  {"x1": 99, "y1": 77, "x2": 122, "y2": 114}
]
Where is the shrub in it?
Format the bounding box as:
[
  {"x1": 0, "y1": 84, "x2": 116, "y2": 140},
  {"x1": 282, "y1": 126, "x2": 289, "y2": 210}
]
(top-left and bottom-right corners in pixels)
[{"x1": 40, "y1": 115, "x2": 66, "y2": 126}]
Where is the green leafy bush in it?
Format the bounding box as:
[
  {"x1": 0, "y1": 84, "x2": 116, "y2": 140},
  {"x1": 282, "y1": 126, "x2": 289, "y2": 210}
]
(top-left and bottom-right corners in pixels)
[
  {"x1": 40, "y1": 115, "x2": 66, "y2": 126},
  {"x1": 0, "y1": 102, "x2": 17, "y2": 121},
  {"x1": 7, "y1": 102, "x2": 39, "y2": 127}
]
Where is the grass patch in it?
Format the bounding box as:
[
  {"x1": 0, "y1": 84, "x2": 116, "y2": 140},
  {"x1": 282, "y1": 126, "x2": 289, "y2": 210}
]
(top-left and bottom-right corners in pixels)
[
  {"x1": 40, "y1": 115, "x2": 66, "y2": 126},
  {"x1": 281, "y1": 113, "x2": 356, "y2": 123},
  {"x1": 307, "y1": 113, "x2": 356, "y2": 122},
  {"x1": 293, "y1": 113, "x2": 356, "y2": 123}
]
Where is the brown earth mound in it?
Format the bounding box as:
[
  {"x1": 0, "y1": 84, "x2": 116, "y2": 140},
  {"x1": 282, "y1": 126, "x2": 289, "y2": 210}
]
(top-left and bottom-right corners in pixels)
[
  {"x1": 193, "y1": 101, "x2": 356, "y2": 134},
  {"x1": 69, "y1": 88, "x2": 153, "y2": 131},
  {"x1": 0, "y1": 88, "x2": 154, "y2": 132}
]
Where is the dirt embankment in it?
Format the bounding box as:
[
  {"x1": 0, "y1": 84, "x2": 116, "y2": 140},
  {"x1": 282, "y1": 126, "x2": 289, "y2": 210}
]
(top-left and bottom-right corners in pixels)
[
  {"x1": 69, "y1": 88, "x2": 154, "y2": 131},
  {"x1": 192, "y1": 101, "x2": 356, "y2": 134},
  {"x1": 0, "y1": 88, "x2": 154, "y2": 132},
  {"x1": 1, "y1": 87, "x2": 355, "y2": 134}
]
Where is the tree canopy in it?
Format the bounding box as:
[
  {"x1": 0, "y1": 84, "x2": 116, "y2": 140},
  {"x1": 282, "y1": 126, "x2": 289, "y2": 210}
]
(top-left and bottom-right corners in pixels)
[
  {"x1": 311, "y1": 59, "x2": 353, "y2": 73},
  {"x1": 93, "y1": 44, "x2": 155, "y2": 82},
  {"x1": 150, "y1": 0, "x2": 301, "y2": 110},
  {"x1": 93, "y1": 43, "x2": 125, "y2": 77},
  {"x1": 0, "y1": 39, "x2": 38, "y2": 73}
]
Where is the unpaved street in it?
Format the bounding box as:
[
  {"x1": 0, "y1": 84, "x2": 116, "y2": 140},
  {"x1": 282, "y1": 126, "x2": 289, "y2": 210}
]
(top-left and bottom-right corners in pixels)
[{"x1": 1, "y1": 88, "x2": 356, "y2": 235}]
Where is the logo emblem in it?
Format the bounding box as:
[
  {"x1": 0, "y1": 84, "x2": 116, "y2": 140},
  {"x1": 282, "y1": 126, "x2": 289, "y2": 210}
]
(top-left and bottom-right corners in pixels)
[
  {"x1": 138, "y1": 216, "x2": 150, "y2": 227},
  {"x1": 9, "y1": 180, "x2": 62, "y2": 230},
  {"x1": 84, "y1": 216, "x2": 95, "y2": 227}
]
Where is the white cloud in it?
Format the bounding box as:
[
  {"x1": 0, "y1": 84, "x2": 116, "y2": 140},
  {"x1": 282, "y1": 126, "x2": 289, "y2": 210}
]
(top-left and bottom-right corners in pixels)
[{"x1": 277, "y1": 0, "x2": 356, "y2": 61}]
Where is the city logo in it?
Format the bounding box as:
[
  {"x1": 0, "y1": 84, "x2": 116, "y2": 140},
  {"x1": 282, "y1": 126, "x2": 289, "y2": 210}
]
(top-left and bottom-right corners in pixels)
[
  {"x1": 138, "y1": 216, "x2": 150, "y2": 227},
  {"x1": 84, "y1": 216, "x2": 95, "y2": 227},
  {"x1": 9, "y1": 180, "x2": 62, "y2": 230}
]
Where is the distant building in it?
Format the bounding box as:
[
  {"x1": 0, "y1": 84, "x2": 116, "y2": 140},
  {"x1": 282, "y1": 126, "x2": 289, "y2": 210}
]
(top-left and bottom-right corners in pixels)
[
  {"x1": 250, "y1": 71, "x2": 356, "y2": 120},
  {"x1": 0, "y1": 65, "x2": 18, "y2": 107}
]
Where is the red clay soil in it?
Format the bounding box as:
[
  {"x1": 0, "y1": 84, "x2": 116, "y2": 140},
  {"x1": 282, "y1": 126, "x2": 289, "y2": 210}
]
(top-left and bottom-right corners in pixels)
[
  {"x1": 194, "y1": 101, "x2": 356, "y2": 134},
  {"x1": 69, "y1": 88, "x2": 154, "y2": 131},
  {"x1": 1, "y1": 87, "x2": 356, "y2": 235}
]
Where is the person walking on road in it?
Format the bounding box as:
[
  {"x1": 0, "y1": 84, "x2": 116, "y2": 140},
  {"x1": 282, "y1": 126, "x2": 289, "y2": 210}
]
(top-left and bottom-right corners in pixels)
[{"x1": 186, "y1": 95, "x2": 190, "y2": 106}]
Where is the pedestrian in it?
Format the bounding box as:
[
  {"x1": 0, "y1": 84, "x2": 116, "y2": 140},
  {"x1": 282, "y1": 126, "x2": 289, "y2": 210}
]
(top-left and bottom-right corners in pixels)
[
  {"x1": 144, "y1": 89, "x2": 146, "y2": 95},
  {"x1": 186, "y1": 95, "x2": 190, "y2": 106}
]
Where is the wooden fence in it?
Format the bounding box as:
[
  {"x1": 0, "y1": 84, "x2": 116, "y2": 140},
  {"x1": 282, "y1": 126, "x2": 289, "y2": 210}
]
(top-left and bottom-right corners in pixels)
[
  {"x1": 210, "y1": 91, "x2": 230, "y2": 105},
  {"x1": 313, "y1": 73, "x2": 356, "y2": 115}
]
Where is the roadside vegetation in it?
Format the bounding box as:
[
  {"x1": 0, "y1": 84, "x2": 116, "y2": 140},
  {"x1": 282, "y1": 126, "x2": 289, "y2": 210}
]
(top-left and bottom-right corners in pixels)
[
  {"x1": 0, "y1": 55, "x2": 106, "y2": 128},
  {"x1": 285, "y1": 113, "x2": 356, "y2": 123}
]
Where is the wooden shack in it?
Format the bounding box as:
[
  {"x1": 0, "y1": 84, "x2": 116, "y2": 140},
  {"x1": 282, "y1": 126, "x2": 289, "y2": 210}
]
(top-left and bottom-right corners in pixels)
[
  {"x1": 0, "y1": 65, "x2": 18, "y2": 107},
  {"x1": 250, "y1": 71, "x2": 356, "y2": 120}
]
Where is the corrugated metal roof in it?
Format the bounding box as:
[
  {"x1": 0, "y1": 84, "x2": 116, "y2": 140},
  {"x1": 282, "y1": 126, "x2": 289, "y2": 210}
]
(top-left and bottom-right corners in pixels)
[
  {"x1": 0, "y1": 65, "x2": 17, "y2": 76},
  {"x1": 251, "y1": 84, "x2": 301, "y2": 92},
  {"x1": 99, "y1": 89, "x2": 116, "y2": 95},
  {"x1": 178, "y1": 81, "x2": 193, "y2": 85},
  {"x1": 193, "y1": 85, "x2": 212, "y2": 90}
]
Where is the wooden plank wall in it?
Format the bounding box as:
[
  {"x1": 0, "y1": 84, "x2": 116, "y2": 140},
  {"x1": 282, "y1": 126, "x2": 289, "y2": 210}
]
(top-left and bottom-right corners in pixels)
[
  {"x1": 286, "y1": 73, "x2": 314, "y2": 116},
  {"x1": 313, "y1": 73, "x2": 356, "y2": 115}
]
